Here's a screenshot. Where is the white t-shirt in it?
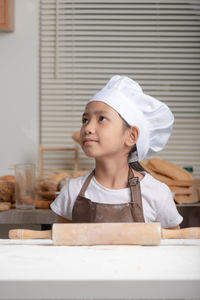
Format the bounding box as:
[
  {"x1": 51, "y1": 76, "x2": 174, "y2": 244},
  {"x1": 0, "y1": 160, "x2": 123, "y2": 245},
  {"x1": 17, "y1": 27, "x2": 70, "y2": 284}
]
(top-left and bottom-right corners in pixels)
[{"x1": 50, "y1": 171, "x2": 183, "y2": 228}]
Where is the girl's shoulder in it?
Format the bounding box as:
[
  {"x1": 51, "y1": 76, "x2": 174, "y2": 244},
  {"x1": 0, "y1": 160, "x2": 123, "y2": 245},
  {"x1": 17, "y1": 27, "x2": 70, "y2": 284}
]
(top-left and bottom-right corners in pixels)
[
  {"x1": 141, "y1": 172, "x2": 174, "y2": 212},
  {"x1": 58, "y1": 171, "x2": 92, "y2": 200},
  {"x1": 67, "y1": 171, "x2": 92, "y2": 191},
  {"x1": 141, "y1": 172, "x2": 171, "y2": 194},
  {"x1": 69, "y1": 171, "x2": 92, "y2": 183}
]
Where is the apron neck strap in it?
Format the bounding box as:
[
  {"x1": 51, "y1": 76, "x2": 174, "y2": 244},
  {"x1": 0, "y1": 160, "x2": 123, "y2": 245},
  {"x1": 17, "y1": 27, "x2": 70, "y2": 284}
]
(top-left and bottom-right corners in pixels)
[
  {"x1": 79, "y1": 170, "x2": 95, "y2": 197},
  {"x1": 128, "y1": 166, "x2": 145, "y2": 221},
  {"x1": 79, "y1": 165, "x2": 139, "y2": 197}
]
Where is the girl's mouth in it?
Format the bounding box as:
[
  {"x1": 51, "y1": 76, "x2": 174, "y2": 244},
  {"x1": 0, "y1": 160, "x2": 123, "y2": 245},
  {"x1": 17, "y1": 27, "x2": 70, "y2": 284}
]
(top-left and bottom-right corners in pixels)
[{"x1": 83, "y1": 138, "x2": 98, "y2": 144}]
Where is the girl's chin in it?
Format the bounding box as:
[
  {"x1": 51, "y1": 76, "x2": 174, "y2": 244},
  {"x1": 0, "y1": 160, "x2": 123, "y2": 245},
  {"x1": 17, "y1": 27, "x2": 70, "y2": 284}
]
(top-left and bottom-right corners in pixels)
[{"x1": 82, "y1": 149, "x2": 97, "y2": 158}]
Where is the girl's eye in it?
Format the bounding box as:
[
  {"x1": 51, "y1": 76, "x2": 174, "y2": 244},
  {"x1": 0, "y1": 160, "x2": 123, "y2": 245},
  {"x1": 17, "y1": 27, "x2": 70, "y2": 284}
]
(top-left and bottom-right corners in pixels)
[
  {"x1": 82, "y1": 117, "x2": 88, "y2": 124},
  {"x1": 99, "y1": 116, "x2": 106, "y2": 122}
]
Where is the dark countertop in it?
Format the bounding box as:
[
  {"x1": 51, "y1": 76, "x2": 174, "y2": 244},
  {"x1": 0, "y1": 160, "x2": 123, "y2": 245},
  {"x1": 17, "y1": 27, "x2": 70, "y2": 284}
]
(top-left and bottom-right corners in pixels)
[{"x1": 0, "y1": 209, "x2": 58, "y2": 224}]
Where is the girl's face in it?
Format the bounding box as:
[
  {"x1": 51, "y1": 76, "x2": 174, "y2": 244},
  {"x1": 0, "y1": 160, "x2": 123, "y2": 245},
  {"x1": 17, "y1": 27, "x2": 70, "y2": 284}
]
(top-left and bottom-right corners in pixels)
[{"x1": 80, "y1": 101, "x2": 131, "y2": 160}]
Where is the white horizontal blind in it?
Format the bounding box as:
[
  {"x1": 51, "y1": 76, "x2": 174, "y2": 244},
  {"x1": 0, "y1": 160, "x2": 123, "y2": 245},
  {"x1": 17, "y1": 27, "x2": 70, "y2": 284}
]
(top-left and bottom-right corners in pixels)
[{"x1": 40, "y1": 0, "x2": 200, "y2": 177}]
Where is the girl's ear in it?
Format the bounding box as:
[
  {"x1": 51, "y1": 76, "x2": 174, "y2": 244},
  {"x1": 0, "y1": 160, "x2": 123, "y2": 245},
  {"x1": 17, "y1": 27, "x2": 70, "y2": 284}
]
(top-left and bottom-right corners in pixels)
[{"x1": 125, "y1": 126, "x2": 140, "y2": 147}]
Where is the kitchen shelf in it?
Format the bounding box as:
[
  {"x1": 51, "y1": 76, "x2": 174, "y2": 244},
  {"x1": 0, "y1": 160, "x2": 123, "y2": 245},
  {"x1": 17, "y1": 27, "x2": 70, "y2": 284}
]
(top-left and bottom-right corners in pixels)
[{"x1": 176, "y1": 203, "x2": 200, "y2": 207}]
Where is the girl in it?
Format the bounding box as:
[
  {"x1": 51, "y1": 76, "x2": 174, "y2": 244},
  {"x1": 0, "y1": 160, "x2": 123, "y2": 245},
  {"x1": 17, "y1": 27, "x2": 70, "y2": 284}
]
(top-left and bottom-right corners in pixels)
[{"x1": 51, "y1": 75, "x2": 183, "y2": 229}]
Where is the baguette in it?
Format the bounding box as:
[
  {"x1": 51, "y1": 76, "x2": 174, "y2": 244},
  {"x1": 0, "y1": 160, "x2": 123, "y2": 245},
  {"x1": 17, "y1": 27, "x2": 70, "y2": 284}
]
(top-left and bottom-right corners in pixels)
[
  {"x1": 50, "y1": 172, "x2": 71, "y2": 183},
  {"x1": 162, "y1": 179, "x2": 192, "y2": 187},
  {"x1": 72, "y1": 170, "x2": 90, "y2": 178},
  {"x1": 146, "y1": 158, "x2": 194, "y2": 181},
  {"x1": 169, "y1": 186, "x2": 192, "y2": 195},
  {"x1": 140, "y1": 163, "x2": 173, "y2": 183},
  {"x1": 174, "y1": 194, "x2": 194, "y2": 204},
  {"x1": 149, "y1": 171, "x2": 172, "y2": 183}
]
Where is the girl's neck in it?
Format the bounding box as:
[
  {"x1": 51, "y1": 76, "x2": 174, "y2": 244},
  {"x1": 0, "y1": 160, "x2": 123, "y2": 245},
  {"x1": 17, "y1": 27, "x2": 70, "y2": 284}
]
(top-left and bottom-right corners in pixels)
[{"x1": 94, "y1": 159, "x2": 130, "y2": 189}]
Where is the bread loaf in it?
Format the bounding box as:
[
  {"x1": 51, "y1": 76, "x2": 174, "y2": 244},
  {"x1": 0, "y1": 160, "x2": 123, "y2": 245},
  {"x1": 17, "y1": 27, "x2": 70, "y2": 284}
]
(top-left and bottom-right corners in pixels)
[
  {"x1": 174, "y1": 194, "x2": 194, "y2": 204},
  {"x1": 50, "y1": 172, "x2": 71, "y2": 183},
  {"x1": 169, "y1": 186, "x2": 192, "y2": 195},
  {"x1": 37, "y1": 191, "x2": 56, "y2": 200},
  {"x1": 72, "y1": 131, "x2": 81, "y2": 144},
  {"x1": 148, "y1": 169, "x2": 171, "y2": 183},
  {"x1": 72, "y1": 170, "x2": 89, "y2": 178},
  {"x1": 0, "y1": 202, "x2": 11, "y2": 211},
  {"x1": 11, "y1": 192, "x2": 16, "y2": 203},
  {"x1": 146, "y1": 158, "x2": 194, "y2": 181},
  {"x1": 143, "y1": 158, "x2": 197, "y2": 204},
  {"x1": 140, "y1": 161, "x2": 172, "y2": 183},
  {"x1": 0, "y1": 181, "x2": 14, "y2": 202},
  {"x1": 38, "y1": 180, "x2": 58, "y2": 192},
  {"x1": 0, "y1": 175, "x2": 15, "y2": 182},
  {"x1": 35, "y1": 197, "x2": 52, "y2": 209}
]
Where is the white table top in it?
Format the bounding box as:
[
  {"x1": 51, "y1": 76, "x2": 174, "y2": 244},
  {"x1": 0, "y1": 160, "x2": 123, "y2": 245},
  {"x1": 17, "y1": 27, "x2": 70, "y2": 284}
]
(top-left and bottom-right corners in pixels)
[{"x1": 0, "y1": 239, "x2": 200, "y2": 299}]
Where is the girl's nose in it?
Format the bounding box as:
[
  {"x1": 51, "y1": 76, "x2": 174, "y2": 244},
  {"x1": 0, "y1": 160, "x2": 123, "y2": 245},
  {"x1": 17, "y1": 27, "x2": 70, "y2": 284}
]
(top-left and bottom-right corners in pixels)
[
  {"x1": 85, "y1": 122, "x2": 95, "y2": 135},
  {"x1": 85, "y1": 127, "x2": 95, "y2": 135}
]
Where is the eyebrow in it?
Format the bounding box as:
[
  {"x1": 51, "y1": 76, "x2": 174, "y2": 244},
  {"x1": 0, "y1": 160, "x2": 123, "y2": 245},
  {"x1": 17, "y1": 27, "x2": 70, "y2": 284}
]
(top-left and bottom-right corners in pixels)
[{"x1": 82, "y1": 110, "x2": 110, "y2": 117}]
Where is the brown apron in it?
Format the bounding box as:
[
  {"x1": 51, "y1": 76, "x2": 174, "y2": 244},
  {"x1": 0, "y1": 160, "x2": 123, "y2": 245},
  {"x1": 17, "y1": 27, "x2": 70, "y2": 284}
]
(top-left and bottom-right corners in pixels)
[{"x1": 72, "y1": 166, "x2": 145, "y2": 223}]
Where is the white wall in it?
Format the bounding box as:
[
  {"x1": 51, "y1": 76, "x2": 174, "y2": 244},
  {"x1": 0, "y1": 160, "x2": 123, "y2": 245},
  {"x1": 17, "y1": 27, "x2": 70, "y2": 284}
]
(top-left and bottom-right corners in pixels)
[{"x1": 0, "y1": 0, "x2": 39, "y2": 176}]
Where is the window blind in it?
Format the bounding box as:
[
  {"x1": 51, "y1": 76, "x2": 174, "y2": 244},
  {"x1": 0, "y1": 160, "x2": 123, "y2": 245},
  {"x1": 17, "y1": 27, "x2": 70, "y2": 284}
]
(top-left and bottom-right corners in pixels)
[{"x1": 40, "y1": 0, "x2": 200, "y2": 177}]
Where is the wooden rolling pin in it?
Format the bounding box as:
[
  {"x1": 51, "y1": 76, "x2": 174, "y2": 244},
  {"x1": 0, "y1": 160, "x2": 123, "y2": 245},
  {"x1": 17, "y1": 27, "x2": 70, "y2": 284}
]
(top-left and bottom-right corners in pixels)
[{"x1": 9, "y1": 223, "x2": 200, "y2": 246}]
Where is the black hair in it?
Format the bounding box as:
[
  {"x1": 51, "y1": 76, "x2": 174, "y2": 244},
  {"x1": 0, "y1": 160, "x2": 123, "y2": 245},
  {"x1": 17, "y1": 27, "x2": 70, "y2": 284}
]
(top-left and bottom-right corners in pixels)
[
  {"x1": 128, "y1": 144, "x2": 146, "y2": 172},
  {"x1": 122, "y1": 119, "x2": 146, "y2": 173}
]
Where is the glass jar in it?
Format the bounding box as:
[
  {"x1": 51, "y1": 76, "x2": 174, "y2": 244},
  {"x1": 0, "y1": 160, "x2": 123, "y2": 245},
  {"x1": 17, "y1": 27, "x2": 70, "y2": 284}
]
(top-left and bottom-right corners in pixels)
[{"x1": 14, "y1": 164, "x2": 36, "y2": 209}]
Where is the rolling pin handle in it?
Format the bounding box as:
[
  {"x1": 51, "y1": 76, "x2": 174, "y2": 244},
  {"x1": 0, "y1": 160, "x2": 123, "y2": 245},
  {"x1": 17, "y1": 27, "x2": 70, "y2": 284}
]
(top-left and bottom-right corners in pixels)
[
  {"x1": 9, "y1": 229, "x2": 52, "y2": 239},
  {"x1": 162, "y1": 227, "x2": 200, "y2": 239}
]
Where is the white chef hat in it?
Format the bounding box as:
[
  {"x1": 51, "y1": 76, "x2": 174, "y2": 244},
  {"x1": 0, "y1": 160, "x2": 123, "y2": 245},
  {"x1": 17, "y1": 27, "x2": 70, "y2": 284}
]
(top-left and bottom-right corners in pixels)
[{"x1": 88, "y1": 75, "x2": 174, "y2": 162}]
